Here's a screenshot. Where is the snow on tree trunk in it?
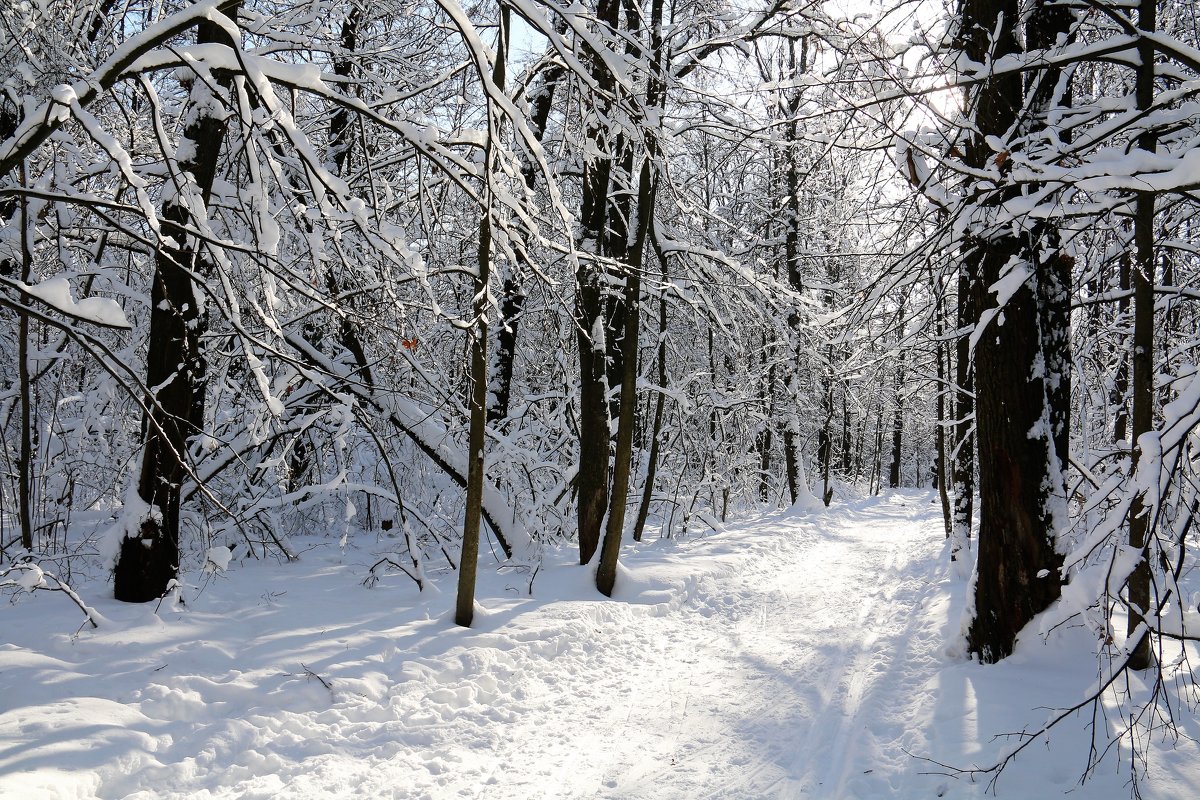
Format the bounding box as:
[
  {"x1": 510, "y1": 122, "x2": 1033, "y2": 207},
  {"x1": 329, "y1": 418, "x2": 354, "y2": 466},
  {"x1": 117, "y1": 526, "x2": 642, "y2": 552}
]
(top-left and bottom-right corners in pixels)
[{"x1": 116, "y1": 1, "x2": 241, "y2": 603}]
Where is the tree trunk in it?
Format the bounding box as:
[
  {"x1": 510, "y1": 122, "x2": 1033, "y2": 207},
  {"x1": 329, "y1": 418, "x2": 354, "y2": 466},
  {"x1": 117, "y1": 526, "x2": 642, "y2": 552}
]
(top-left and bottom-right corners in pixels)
[
  {"x1": 598, "y1": 0, "x2": 664, "y2": 593},
  {"x1": 967, "y1": 238, "x2": 1066, "y2": 661},
  {"x1": 597, "y1": 175, "x2": 645, "y2": 594},
  {"x1": 961, "y1": 0, "x2": 1066, "y2": 661},
  {"x1": 889, "y1": 348, "x2": 904, "y2": 488},
  {"x1": 951, "y1": 267, "x2": 976, "y2": 554},
  {"x1": 780, "y1": 37, "x2": 809, "y2": 506},
  {"x1": 633, "y1": 236, "x2": 669, "y2": 541},
  {"x1": 491, "y1": 27, "x2": 566, "y2": 425},
  {"x1": 1113, "y1": 250, "x2": 1131, "y2": 444},
  {"x1": 840, "y1": 387, "x2": 852, "y2": 476},
  {"x1": 756, "y1": 336, "x2": 775, "y2": 502},
  {"x1": 575, "y1": 0, "x2": 621, "y2": 565},
  {"x1": 821, "y1": 348, "x2": 834, "y2": 505},
  {"x1": 16, "y1": 165, "x2": 33, "y2": 552},
  {"x1": 116, "y1": 1, "x2": 241, "y2": 603},
  {"x1": 456, "y1": 6, "x2": 509, "y2": 627},
  {"x1": 488, "y1": 277, "x2": 524, "y2": 425},
  {"x1": 1127, "y1": 0, "x2": 1157, "y2": 671},
  {"x1": 935, "y1": 281, "x2": 952, "y2": 538}
]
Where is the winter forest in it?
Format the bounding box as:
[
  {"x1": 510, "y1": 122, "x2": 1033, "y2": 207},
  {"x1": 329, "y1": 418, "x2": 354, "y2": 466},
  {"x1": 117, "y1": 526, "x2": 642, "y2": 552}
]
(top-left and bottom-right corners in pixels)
[{"x1": 2, "y1": 0, "x2": 1200, "y2": 797}]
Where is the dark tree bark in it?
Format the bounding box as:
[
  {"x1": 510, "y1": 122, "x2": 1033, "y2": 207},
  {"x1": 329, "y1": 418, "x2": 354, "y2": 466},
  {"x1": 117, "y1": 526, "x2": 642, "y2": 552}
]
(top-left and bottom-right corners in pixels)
[
  {"x1": 488, "y1": 280, "x2": 524, "y2": 425},
  {"x1": 15, "y1": 165, "x2": 33, "y2": 552},
  {"x1": 840, "y1": 389, "x2": 852, "y2": 476},
  {"x1": 781, "y1": 38, "x2": 808, "y2": 506},
  {"x1": 935, "y1": 282, "x2": 953, "y2": 538},
  {"x1": 633, "y1": 239, "x2": 668, "y2": 541},
  {"x1": 870, "y1": 398, "x2": 884, "y2": 495},
  {"x1": 115, "y1": 1, "x2": 241, "y2": 602},
  {"x1": 967, "y1": 243, "x2": 1066, "y2": 660},
  {"x1": 575, "y1": 272, "x2": 609, "y2": 566},
  {"x1": 961, "y1": 0, "x2": 1068, "y2": 661},
  {"x1": 755, "y1": 333, "x2": 775, "y2": 502},
  {"x1": 951, "y1": 267, "x2": 976, "y2": 551},
  {"x1": 1127, "y1": 0, "x2": 1157, "y2": 671},
  {"x1": 597, "y1": 0, "x2": 665, "y2": 592},
  {"x1": 574, "y1": 0, "x2": 622, "y2": 565},
  {"x1": 1112, "y1": 250, "x2": 1131, "y2": 444},
  {"x1": 1027, "y1": 0, "x2": 1074, "y2": 474},
  {"x1": 597, "y1": 160, "x2": 648, "y2": 595},
  {"x1": 820, "y1": 343, "x2": 834, "y2": 505},
  {"x1": 888, "y1": 347, "x2": 904, "y2": 489}
]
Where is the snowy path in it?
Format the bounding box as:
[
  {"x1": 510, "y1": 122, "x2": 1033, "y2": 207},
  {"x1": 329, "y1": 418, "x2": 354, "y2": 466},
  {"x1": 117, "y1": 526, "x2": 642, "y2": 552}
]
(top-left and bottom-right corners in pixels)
[
  {"x1": 3, "y1": 491, "x2": 1197, "y2": 798},
  {"x1": 601, "y1": 494, "x2": 943, "y2": 799}
]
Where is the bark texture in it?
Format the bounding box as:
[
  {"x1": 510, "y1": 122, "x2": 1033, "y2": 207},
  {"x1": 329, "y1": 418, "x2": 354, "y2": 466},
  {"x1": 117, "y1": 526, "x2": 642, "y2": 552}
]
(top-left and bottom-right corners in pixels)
[{"x1": 116, "y1": 2, "x2": 241, "y2": 602}]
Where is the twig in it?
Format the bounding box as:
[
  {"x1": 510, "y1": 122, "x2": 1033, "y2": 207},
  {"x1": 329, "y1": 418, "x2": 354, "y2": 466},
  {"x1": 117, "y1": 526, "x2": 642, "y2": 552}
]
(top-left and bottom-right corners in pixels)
[
  {"x1": 0, "y1": 562, "x2": 100, "y2": 629},
  {"x1": 301, "y1": 663, "x2": 333, "y2": 691},
  {"x1": 902, "y1": 641, "x2": 1161, "y2": 795},
  {"x1": 528, "y1": 560, "x2": 541, "y2": 596},
  {"x1": 364, "y1": 556, "x2": 423, "y2": 590}
]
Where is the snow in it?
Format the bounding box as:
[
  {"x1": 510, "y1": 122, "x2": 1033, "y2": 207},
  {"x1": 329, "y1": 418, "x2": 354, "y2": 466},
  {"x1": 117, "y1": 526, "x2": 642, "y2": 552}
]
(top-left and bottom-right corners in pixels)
[
  {"x1": 15, "y1": 563, "x2": 45, "y2": 592},
  {"x1": 204, "y1": 546, "x2": 233, "y2": 573},
  {"x1": 3, "y1": 492, "x2": 1198, "y2": 799},
  {"x1": 19, "y1": 276, "x2": 131, "y2": 329}
]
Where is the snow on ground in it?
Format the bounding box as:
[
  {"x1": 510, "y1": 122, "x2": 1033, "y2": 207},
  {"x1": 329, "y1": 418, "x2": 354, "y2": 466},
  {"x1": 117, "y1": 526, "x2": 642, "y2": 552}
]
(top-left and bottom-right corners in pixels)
[{"x1": 3, "y1": 490, "x2": 1198, "y2": 799}]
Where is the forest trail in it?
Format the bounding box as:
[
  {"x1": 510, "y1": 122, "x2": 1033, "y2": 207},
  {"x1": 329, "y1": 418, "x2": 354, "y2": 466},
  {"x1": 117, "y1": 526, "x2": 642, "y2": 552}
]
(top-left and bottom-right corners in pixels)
[
  {"x1": 602, "y1": 492, "x2": 945, "y2": 800},
  {"x1": 4, "y1": 491, "x2": 1193, "y2": 799}
]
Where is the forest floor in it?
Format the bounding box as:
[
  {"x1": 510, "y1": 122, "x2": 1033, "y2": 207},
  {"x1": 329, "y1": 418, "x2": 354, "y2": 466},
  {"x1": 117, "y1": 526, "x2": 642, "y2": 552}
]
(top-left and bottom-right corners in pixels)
[{"x1": 2, "y1": 490, "x2": 1198, "y2": 799}]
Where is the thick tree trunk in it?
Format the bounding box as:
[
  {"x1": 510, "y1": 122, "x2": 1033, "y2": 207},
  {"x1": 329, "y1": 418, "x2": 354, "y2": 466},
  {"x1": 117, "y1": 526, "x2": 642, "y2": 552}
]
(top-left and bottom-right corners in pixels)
[
  {"x1": 574, "y1": 0, "x2": 621, "y2": 565},
  {"x1": 1028, "y1": 0, "x2": 1074, "y2": 476},
  {"x1": 575, "y1": 271, "x2": 610, "y2": 565},
  {"x1": 966, "y1": 239, "x2": 1066, "y2": 661},
  {"x1": 597, "y1": 176, "x2": 646, "y2": 594},
  {"x1": 961, "y1": 0, "x2": 1068, "y2": 661},
  {"x1": 778, "y1": 38, "x2": 809, "y2": 506},
  {"x1": 116, "y1": 2, "x2": 241, "y2": 602}
]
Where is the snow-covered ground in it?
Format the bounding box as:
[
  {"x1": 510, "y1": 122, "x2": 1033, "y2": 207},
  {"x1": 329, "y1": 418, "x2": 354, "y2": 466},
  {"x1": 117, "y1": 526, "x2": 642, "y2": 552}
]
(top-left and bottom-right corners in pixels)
[{"x1": 3, "y1": 491, "x2": 1198, "y2": 799}]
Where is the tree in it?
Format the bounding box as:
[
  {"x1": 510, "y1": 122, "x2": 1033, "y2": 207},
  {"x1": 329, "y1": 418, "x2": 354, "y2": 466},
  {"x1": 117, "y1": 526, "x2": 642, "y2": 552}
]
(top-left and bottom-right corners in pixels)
[
  {"x1": 114, "y1": 0, "x2": 243, "y2": 602},
  {"x1": 1126, "y1": 0, "x2": 1158, "y2": 672},
  {"x1": 458, "y1": 3, "x2": 510, "y2": 627},
  {"x1": 953, "y1": 0, "x2": 1070, "y2": 662}
]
